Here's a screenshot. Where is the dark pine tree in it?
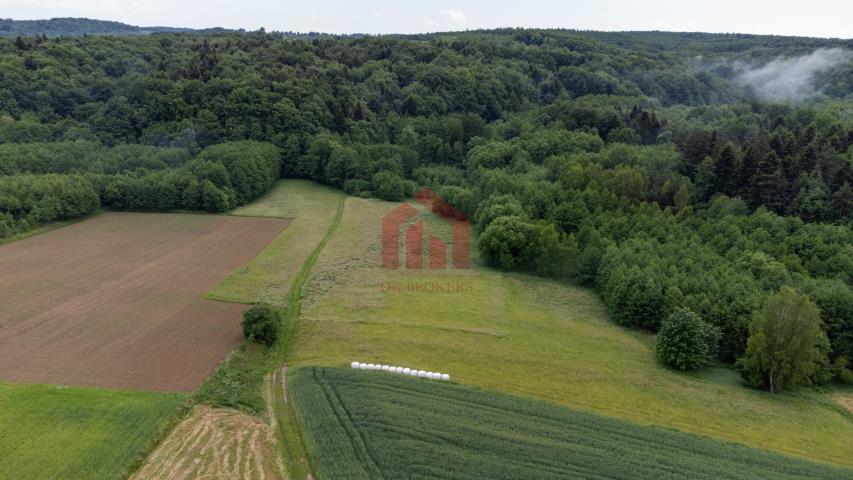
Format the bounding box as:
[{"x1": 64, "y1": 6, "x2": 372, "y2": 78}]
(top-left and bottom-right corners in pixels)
[
  {"x1": 749, "y1": 151, "x2": 787, "y2": 212},
  {"x1": 713, "y1": 142, "x2": 739, "y2": 197}
]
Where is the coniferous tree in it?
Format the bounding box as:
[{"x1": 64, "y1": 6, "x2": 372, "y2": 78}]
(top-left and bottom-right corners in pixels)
[
  {"x1": 830, "y1": 182, "x2": 853, "y2": 220},
  {"x1": 713, "y1": 142, "x2": 739, "y2": 197},
  {"x1": 749, "y1": 151, "x2": 787, "y2": 212}
]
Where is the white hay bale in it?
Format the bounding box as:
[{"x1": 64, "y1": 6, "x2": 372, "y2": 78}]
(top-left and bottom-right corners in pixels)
[
  {"x1": 395, "y1": 367, "x2": 404, "y2": 374},
  {"x1": 432, "y1": 372, "x2": 442, "y2": 380},
  {"x1": 358, "y1": 363, "x2": 368, "y2": 369},
  {"x1": 367, "y1": 363, "x2": 376, "y2": 370},
  {"x1": 441, "y1": 373, "x2": 450, "y2": 381},
  {"x1": 403, "y1": 368, "x2": 412, "y2": 375},
  {"x1": 426, "y1": 372, "x2": 436, "y2": 379},
  {"x1": 381, "y1": 365, "x2": 390, "y2": 371},
  {"x1": 415, "y1": 370, "x2": 424, "y2": 378},
  {"x1": 351, "y1": 361, "x2": 360, "y2": 369}
]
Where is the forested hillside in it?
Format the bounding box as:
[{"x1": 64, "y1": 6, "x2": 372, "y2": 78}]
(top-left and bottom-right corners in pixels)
[
  {"x1": 0, "y1": 28, "x2": 851, "y2": 390},
  {"x1": 0, "y1": 18, "x2": 194, "y2": 37}
]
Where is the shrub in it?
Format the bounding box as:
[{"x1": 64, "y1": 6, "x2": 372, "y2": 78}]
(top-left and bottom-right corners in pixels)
[
  {"x1": 656, "y1": 307, "x2": 710, "y2": 370},
  {"x1": 478, "y1": 215, "x2": 536, "y2": 269},
  {"x1": 241, "y1": 304, "x2": 280, "y2": 346},
  {"x1": 371, "y1": 170, "x2": 406, "y2": 201}
]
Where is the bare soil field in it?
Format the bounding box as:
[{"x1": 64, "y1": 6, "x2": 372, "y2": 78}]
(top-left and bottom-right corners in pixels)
[{"x1": 0, "y1": 212, "x2": 288, "y2": 392}]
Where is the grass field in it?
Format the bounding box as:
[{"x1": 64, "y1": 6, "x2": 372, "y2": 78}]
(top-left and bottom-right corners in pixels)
[
  {"x1": 0, "y1": 383, "x2": 185, "y2": 480},
  {"x1": 286, "y1": 191, "x2": 853, "y2": 467},
  {"x1": 207, "y1": 180, "x2": 346, "y2": 306},
  {"x1": 289, "y1": 367, "x2": 853, "y2": 480}
]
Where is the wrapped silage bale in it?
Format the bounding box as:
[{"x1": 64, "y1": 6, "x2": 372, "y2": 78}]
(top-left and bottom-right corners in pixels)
[
  {"x1": 381, "y1": 365, "x2": 390, "y2": 371},
  {"x1": 432, "y1": 372, "x2": 442, "y2": 380},
  {"x1": 395, "y1": 367, "x2": 404, "y2": 374},
  {"x1": 367, "y1": 363, "x2": 375, "y2": 370},
  {"x1": 351, "y1": 361, "x2": 360, "y2": 369},
  {"x1": 425, "y1": 371, "x2": 434, "y2": 379},
  {"x1": 441, "y1": 373, "x2": 450, "y2": 381},
  {"x1": 403, "y1": 368, "x2": 411, "y2": 375},
  {"x1": 417, "y1": 370, "x2": 427, "y2": 378}
]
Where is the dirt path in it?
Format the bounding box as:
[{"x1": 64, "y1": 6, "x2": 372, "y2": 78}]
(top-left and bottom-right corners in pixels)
[
  {"x1": 131, "y1": 405, "x2": 286, "y2": 480},
  {"x1": 834, "y1": 394, "x2": 853, "y2": 414}
]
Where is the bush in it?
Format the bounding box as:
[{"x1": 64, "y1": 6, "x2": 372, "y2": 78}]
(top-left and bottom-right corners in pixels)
[
  {"x1": 656, "y1": 307, "x2": 710, "y2": 370},
  {"x1": 241, "y1": 304, "x2": 280, "y2": 346},
  {"x1": 478, "y1": 215, "x2": 537, "y2": 269},
  {"x1": 371, "y1": 170, "x2": 406, "y2": 201}
]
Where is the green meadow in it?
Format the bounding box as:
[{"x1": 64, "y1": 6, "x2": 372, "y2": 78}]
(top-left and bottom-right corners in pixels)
[
  {"x1": 270, "y1": 184, "x2": 853, "y2": 468},
  {"x1": 0, "y1": 383, "x2": 185, "y2": 480}
]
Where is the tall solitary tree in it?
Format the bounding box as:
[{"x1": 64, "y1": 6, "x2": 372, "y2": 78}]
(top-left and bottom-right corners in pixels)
[{"x1": 740, "y1": 287, "x2": 829, "y2": 393}]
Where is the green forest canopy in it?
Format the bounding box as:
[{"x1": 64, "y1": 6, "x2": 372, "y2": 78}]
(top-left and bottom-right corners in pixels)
[{"x1": 0, "y1": 28, "x2": 851, "y2": 389}]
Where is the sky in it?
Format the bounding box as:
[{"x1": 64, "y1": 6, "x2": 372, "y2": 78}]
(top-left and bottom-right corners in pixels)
[{"x1": 1, "y1": 0, "x2": 851, "y2": 38}]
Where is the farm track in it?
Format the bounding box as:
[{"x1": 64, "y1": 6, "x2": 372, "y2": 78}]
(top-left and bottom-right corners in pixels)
[
  {"x1": 0, "y1": 212, "x2": 288, "y2": 391},
  {"x1": 271, "y1": 196, "x2": 346, "y2": 479},
  {"x1": 133, "y1": 195, "x2": 345, "y2": 479}
]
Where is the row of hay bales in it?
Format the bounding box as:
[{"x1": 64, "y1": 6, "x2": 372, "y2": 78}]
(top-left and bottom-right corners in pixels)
[{"x1": 351, "y1": 361, "x2": 450, "y2": 381}]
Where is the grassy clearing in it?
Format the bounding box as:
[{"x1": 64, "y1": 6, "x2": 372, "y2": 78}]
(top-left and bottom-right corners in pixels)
[
  {"x1": 287, "y1": 192, "x2": 853, "y2": 468},
  {"x1": 289, "y1": 367, "x2": 853, "y2": 480},
  {"x1": 0, "y1": 383, "x2": 185, "y2": 480},
  {"x1": 207, "y1": 180, "x2": 345, "y2": 307}
]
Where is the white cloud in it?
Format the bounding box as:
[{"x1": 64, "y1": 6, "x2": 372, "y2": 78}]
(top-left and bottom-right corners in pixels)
[
  {"x1": 439, "y1": 9, "x2": 465, "y2": 23},
  {"x1": 733, "y1": 48, "x2": 852, "y2": 102}
]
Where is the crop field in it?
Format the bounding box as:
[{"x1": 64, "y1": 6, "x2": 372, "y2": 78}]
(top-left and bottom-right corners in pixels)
[
  {"x1": 208, "y1": 180, "x2": 346, "y2": 306},
  {"x1": 289, "y1": 367, "x2": 853, "y2": 480},
  {"x1": 287, "y1": 192, "x2": 853, "y2": 467},
  {"x1": 0, "y1": 382, "x2": 185, "y2": 480},
  {"x1": 131, "y1": 405, "x2": 285, "y2": 480},
  {"x1": 0, "y1": 211, "x2": 288, "y2": 391}
]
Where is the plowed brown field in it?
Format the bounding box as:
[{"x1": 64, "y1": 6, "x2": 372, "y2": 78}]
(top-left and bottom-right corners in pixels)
[{"x1": 0, "y1": 212, "x2": 288, "y2": 392}]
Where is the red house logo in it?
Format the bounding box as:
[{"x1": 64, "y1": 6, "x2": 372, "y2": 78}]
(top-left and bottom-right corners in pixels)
[{"x1": 381, "y1": 189, "x2": 469, "y2": 270}]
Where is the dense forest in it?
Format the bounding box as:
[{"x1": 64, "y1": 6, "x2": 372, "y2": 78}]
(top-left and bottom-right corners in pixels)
[{"x1": 0, "y1": 28, "x2": 851, "y2": 390}]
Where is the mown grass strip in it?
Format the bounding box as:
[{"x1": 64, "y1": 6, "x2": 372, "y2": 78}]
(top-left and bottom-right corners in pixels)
[
  {"x1": 271, "y1": 196, "x2": 346, "y2": 479},
  {"x1": 194, "y1": 194, "x2": 345, "y2": 480}
]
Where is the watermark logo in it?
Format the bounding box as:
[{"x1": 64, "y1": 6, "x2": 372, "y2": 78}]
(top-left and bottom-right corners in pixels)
[{"x1": 381, "y1": 188, "x2": 469, "y2": 270}]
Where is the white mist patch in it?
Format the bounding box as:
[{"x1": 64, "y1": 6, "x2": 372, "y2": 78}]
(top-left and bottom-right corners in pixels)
[{"x1": 733, "y1": 48, "x2": 851, "y2": 102}]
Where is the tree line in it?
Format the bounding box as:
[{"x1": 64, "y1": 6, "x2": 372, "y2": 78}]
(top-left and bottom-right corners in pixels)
[
  {"x1": 0, "y1": 140, "x2": 279, "y2": 235},
  {"x1": 0, "y1": 29, "x2": 850, "y2": 391}
]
